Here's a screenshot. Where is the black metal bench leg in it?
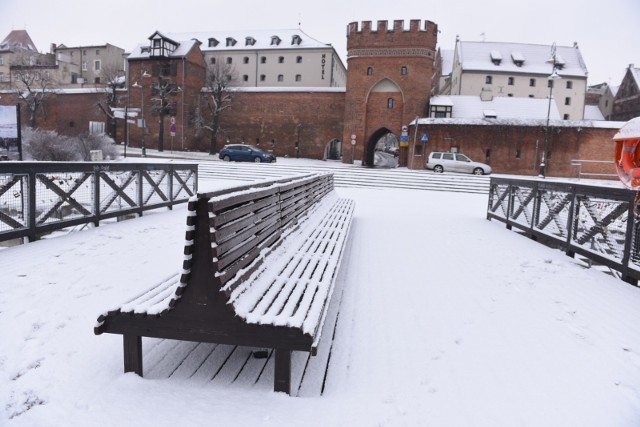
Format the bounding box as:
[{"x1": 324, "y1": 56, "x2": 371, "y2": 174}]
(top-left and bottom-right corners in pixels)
[
  {"x1": 123, "y1": 334, "x2": 143, "y2": 376},
  {"x1": 274, "y1": 349, "x2": 291, "y2": 395}
]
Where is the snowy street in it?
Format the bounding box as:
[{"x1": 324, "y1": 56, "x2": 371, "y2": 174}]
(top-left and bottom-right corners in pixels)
[{"x1": 1, "y1": 169, "x2": 639, "y2": 426}]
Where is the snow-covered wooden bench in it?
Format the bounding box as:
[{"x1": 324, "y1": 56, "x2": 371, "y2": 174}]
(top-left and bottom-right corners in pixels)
[{"x1": 94, "y1": 173, "x2": 354, "y2": 394}]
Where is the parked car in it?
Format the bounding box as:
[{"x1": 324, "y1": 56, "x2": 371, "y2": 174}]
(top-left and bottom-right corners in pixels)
[
  {"x1": 219, "y1": 144, "x2": 276, "y2": 163},
  {"x1": 425, "y1": 152, "x2": 492, "y2": 175}
]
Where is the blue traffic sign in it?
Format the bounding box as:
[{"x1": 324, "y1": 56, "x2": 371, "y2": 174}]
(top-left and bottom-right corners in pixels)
[{"x1": 421, "y1": 133, "x2": 429, "y2": 142}]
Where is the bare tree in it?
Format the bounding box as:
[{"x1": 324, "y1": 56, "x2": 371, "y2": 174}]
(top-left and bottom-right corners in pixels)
[
  {"x1": 11, "y1": 51, "x2": 56, "y2": 129},
  {"x1": 197, "y1": 58, "x2": 238, "y2": 155},
  {"x1": 96, "y1": 63, "x2": 126, "y2": 139},
  {"x1": 148, "y1": 76, "x2": 181, "y2": 152}
]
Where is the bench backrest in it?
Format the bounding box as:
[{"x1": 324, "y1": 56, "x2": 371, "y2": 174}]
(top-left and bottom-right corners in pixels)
[{"x1": 179, "y1": 173, "x2": 334, "y2": 307}]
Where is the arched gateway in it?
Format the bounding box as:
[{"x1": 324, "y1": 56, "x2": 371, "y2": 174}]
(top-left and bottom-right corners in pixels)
[{"x1": 342, "y1": 19, "x2": 437, "y2": 167}]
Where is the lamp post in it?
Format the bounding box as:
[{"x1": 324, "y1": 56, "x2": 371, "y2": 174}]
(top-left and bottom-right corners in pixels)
[
  {"x1": 539, "y1": 43, "x2": 561, "y2": 178},
  {"x1": 132, "y1": 70, "x2": 151, "y2": 157}
]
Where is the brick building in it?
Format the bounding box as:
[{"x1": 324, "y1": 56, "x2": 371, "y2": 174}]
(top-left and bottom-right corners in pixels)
[
  {"x1": 342, "y1": 20, "x2": 437, "y2": 166},
  {"x1": 612, "y1": 65, "x2": 640, "y2": 122}
]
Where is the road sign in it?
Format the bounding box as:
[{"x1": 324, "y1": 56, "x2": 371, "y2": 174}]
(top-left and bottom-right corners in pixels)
[
  {"x1": 400, "y1": 135, "x2": 409, "y2": 142},
  {"x1": 421, "y1": 133, "x2": 429, "y2": 143}
]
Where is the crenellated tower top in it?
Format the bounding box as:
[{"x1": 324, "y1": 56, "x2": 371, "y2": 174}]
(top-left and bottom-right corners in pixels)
[{"x1": 346, "y1": 20, "x2": 437, "y2": 52}]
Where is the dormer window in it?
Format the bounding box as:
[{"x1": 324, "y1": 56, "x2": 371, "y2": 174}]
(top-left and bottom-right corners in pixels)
[
  {"x1": 291, "y1": 35, "x2": 302, "y2": 45},
  {"x1": 149, "y1": 32, "x2": 178, "y2": 58},
  {"x1": 245, "y1": 37, "x2": 256, "y2": 46},
  {"x1": 271, "y1": 36, "x2": 281, "y2": 46},
  {"x1": 226, "y1": 37, "x2": 237, "y2": 47},
  {"x1": 208, "y1": 38, "x2": 219, "y2": 48},
  {"x1": 511, "y1": 51, "x2": 525, "y2": 67},
  {"x1": 490, "y1": 50, "x2": 502, "y2": 65}
]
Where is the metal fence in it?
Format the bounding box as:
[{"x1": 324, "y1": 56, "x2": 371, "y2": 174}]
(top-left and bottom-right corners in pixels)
[
  {"x1": 487, "y1": 176, "x2": 640, "y2": 286},
  {"x1": 0, "y1": 162, "x2": 197, "y2": 242}
]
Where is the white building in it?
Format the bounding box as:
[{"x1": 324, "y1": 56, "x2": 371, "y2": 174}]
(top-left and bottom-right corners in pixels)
[
  {"x1": 165, "y1": 29, "x2": 346, "y2": 88},
  {"x1": 428, "y1": 95, "x2": 561, "y2": 120},
  {"x1": 447, "y1": 40, "x2": 588, "y2": 120}
]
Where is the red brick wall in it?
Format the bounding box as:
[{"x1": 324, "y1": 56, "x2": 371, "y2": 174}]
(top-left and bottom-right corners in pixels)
[
  {"x1": 411, "y1": 121, "x2": 621, "y2": 178},
  {"x1": 218, "y1": 91, "x2": 345, "y2": 159}
]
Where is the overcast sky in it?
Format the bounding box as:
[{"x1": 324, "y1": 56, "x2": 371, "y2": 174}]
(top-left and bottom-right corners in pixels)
[{"x1": 1, "y1": 0, "x2": 638, "y2": 86}]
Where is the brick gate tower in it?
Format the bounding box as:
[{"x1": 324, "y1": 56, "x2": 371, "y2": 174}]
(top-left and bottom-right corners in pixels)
[{"x1": 343, "y1": 20, "x2": 437, "y2": 166}]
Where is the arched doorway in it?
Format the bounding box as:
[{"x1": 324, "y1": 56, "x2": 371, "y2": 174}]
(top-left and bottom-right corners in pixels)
[
  {"x1": 324, "y1": 138, "x2": 342, "y2": 160},
  {"x1": 365, "y1": 128, "x2": 399, "y2": 168}
]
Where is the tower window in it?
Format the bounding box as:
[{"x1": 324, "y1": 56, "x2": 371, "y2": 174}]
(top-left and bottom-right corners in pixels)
[
  {"x1": 401, "y1": 66, "x2": 408, "y2": 76},
  {"x1": 387, "y1": 98, "x2": 394, "y2": 109},
  {"x1": 367, "y1": 67, "x2": 373, "y2": 76}
]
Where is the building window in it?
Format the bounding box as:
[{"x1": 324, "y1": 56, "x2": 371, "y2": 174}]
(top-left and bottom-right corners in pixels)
[
  {"x1": 260, "y1": 74, "x2": 266, "y2": 82},
  {"x1": 271, "y1": 36, "x2": 281, "y2": 46},
  {"x1": 94, "y1": 77, "x2": 100, "y2": 84},
  {"x1": 261, "y1": 56, "x2": 266, "y2": 64},
  {"x1": 296, "y1": 56, "x2": 302, "y2": 63},
  {"x1": 208, "y1": 38, "x2": 219, "y2": 47},
  {"x1": 277, "y1": 74, "x2": 284, "y2": 82},
  {"x1": 245, "y1": 37, "x2": 256, "y2": 46},
  {"x1": 548, "y1": 80, "x2": 554, "y2": 88},
  {"x1": 529, "y1": 78, "x2": 536, "y2": 87},
  {"x1": 367, "y1": 67, "x2": 373, "y2": 76},
  {"x1": 566, "y1": 81, "x2": 573, "y2": 89},
  {"x1": 226, "y1": 37, "x2": 237, "y2": 47},
  {"x1": 243, "y1": 57, "x2": 249, "y2": 64},
  {"x1": 563, "y1": 114, "x2": 570, "y2": 120},
  {"x1": 95, "y1": 49, "x2": 100, "y2": 55},
  {"x1": 387, "y1": 98, "x2": 394, "y2": 109},
  {"x1": 94, "y1": 60, "x2": 101, "y2": 71},
  {"x1": 226, "y1": 57, "x2": 232, "y2": 64},
  {"x1": 414, "y1": 144, "x2": 423, "y2": 156},
  {"x1": 82, "y1": 61, "x2": 88, "y2": 71},
  {"x1": 401, "y1": 66, "x2": 408, "y2": 76},
  {"x1": 565, "y1": 97, "x2": 571, "y2": 105},
  {"x1": 485, "y1": 75, "x2": 493, "y2": 84},
  {"x1": 295, "y1": 74, "x2": 302, "y2": 82},
  {"x1": 243, "y1": 75, "x2": 248, "y2": 82},
  {"x1": 507, "y1": 93, "x2": 513, "y2": 97},
  {"x1": 0, "y1": 56, "x2": 4, "y2": 65},
  {"x1": 528, "y1": 94, "x2": 534, "y2": 98},
  {"x1": 508, "y1": 77, "x2": 514, "y2": 85},
  {"x1": 278, "y1": 56, "x2": 284, "y2": 64},
  {"x1": 89, "y1": 121, "x2": 105, "y2": 134},
  {"x1": 210, "y1": 57, "x2": 216, "y2": 64},
  {"x1": 515, "y1": 149, "x2": 521, "y2": 159}
]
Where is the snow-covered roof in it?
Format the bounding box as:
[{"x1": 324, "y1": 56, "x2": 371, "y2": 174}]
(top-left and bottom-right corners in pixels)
[
  {"x1": 416, "y1": 116, "x2": 625, "y2": 129},
  {"x1": 165, "y1": 28, "x2": 331, "y2": 53},
  {"x1": 127, "y1": 38, "x2": 200, "y2": 60},
  {"x1": 583, "y1": 105, "x2": 605, "y2": 121},
  {"x1": 630, "y1": 66, "x2": 640, "y2": 89},
  {"x1": 0, "y1": 30, "x2": 38, "y2": 52},
  {"x1": 457, "y1": 41, "x2": 588, "y2": 78},
  {"x1": 430, "y1": 95, "x2": 561, "y2": 120}
]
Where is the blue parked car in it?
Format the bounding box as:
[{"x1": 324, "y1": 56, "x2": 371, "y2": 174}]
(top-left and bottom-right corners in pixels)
[{"x1": 219, "y1": 144, "x2": 276, "y2": 163}]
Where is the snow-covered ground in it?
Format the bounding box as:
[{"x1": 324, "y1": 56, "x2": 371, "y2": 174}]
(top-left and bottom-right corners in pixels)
[{"x1": 1, "y1": 170, "x2": 639, "y2": 426}]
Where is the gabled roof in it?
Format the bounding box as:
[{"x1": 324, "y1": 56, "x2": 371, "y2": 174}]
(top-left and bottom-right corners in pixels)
[
  {"x1": 0, "y1": 30, "x2": 38, "y2": 52},
  {"x1": 165, "y1": 28, "x2": 330, "y2": 52},
  {"x1": 456, "y1": 41, "x2": 588, "y2": 78},
  {"x1": 430, "y1": 95, "x2": 561, "y2": 120},
  {"x1": 127, "y1": 38, "x2": 200, "y2": 60},
  {"x1": 630, "y1": 66, "x2": 640, "y2": 89},
  {"x1": 584, "y1": 105, "x2": 605, "y2": 121}
]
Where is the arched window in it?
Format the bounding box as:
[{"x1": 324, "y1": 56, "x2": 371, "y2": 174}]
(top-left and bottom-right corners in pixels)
[
  {"x1": 387, "y1": 98, "x2": 394, "y2": 109},
  {"x1": 367, "y1": 67, "x2": 373, "y2": 76}
]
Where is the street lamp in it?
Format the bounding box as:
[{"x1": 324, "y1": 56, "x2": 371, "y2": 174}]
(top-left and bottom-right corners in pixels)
[
  {"x1": 539, "y1": 43, "x2": 561, "y2": 178},
  {"x1": 132, "y1": 70, "x2": 151, "y2": 157}
]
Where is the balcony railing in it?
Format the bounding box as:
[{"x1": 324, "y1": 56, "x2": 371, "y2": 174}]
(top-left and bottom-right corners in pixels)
[{"x1": 0, "y1": 162, "x2": 197, "y2": 242}]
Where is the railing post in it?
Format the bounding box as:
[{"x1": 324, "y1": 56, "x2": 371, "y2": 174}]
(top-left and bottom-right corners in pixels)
[
  {"x1": 93, "y1": 168, "x2": 101, "y2": 227},
  {"x1": 564, "y1": 185, "x2": 577, "y2": 258},
  {"x1": 138, "y1": 165, "x2": 144, "y2": 217},
  {"x1": 168, "y1": 164, "x2": 174, "y2": 210},
  {"x1": 621, "y1": 192, "x2": 638, "y2": 285},
  {"x1": 27, "y1": 170, "x2": 37, "y2": 242}
]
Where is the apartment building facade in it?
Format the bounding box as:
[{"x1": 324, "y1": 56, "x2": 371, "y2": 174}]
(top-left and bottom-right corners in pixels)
[
  {"x1": 447, "y1": 40, "x2": 589, "y2": 120},
  {"x1": 53, "y1": 43, "x2": 125, "y2": 85}
]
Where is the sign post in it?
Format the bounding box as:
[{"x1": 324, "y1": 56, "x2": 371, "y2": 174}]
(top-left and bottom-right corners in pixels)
[{"x1": 350, "y1": 134, "x2": 356, "y2": 164}]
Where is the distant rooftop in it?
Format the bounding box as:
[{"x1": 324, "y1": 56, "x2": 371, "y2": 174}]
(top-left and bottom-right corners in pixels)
[
  {"x1": 430, "y1": 95, "x2": 562, "y2": 120},
  {"x1": 0, "y1": 29, "x2": 38, "y2": 52}
]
